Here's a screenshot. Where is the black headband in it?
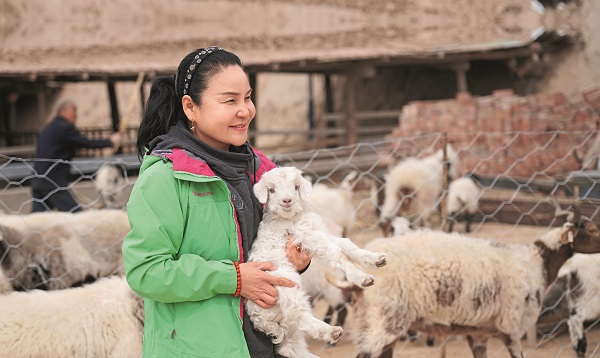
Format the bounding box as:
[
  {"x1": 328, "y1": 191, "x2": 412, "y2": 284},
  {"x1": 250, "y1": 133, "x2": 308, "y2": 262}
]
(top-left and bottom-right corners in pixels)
[{"x1": 175, "y1": 46, "x2": 223, "y2": 98}]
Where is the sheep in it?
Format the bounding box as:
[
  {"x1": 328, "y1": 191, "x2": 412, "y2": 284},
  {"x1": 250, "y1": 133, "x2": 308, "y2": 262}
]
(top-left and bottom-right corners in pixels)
[
  {"x1": 0, "y1": 209, "x2": 129, "y2": 293},
  {"x1": 378, "y1": 156, "x2": 441, "y2": 233},
  {"x1": 446, "y1": 175, "x2": 482, "y2": 233},
  {"x1": 247, "y1": 166, "x2": 387, "y2": 358},
  {"x1": 560, "y1": 253, "x2": 600, "y2": 358},
  {"x1": 329, "y1": 205, "x2": 600, "y2": 358},
  {"x1": 307, "y1": 171, "x2": 358, "y2": 237},
  {"x1": 379, "y1": 145, "x2": 460, "y2": 235},
  {"x1": 94, "y1": 162, "x2": 127, "y2": 209},
  {"x1": 0, "y1": 275, "x2": 144, "y2": 357}
]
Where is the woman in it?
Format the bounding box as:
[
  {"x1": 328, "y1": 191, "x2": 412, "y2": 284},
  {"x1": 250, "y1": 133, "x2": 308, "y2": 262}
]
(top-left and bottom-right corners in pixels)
[{"x1": 123, "y1": 46, "x2": 311, "y2": 357}]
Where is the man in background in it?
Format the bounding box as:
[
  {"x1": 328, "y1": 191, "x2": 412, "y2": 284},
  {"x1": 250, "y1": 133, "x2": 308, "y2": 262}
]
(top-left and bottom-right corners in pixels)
[{"x1": 31, "y1": 100, "x2": 121, "y2": 212}]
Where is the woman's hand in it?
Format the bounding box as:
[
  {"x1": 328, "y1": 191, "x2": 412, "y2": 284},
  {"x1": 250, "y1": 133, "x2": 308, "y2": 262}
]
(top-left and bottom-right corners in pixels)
[
  {"x1": 285, "y1": 235, "x2": 312, "y2": 272},
  {"x1": 238, "y1": 262, "x2": 295, "y2": 309}
]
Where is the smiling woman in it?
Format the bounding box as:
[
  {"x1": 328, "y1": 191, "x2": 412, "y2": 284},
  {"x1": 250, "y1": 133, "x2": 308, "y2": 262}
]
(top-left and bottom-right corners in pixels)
[{"x1": 122, "y1": 47, "x2": 312, "y2": 358}]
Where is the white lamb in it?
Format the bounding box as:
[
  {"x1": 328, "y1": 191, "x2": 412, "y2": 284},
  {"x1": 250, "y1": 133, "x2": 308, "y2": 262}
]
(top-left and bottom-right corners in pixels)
[
  {"x1": 0, "y1": 276, "x2": 143, "y2": 357},
  {"x1": 247, "y1": 166, "x2": 387, "y2": 358},
  {"x1": 329, "y1": 206, "x2": 600, "y2": 358},
  {"x1": 307, "y1": 171, "x2": 358, "y2": 237},
  {"x1": 446, "y1": 175, "x2": 481, "y2": 233}
]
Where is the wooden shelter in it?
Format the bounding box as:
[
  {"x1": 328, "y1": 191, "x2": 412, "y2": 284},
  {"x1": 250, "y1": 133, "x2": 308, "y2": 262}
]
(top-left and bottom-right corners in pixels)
[{"x1": 0, "y1": 0, "x2": 575, "y2": 158}]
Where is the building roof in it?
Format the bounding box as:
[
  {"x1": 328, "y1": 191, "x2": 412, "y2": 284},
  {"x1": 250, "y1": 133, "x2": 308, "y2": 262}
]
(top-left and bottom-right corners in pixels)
[{"x1": 0, "y1": 0, "x2": 547, "y2": 82}]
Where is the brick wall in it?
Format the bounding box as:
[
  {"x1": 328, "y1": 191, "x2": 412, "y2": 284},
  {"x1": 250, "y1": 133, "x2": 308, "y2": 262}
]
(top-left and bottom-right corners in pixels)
[{"x1": 386, "y1": 86, "x2": 600, "y2": 178}]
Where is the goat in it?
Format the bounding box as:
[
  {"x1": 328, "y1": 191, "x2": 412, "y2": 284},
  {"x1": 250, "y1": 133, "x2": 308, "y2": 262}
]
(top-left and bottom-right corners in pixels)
[{"x1": 561, "y1": 253, "x2": 600, "y2": 358}]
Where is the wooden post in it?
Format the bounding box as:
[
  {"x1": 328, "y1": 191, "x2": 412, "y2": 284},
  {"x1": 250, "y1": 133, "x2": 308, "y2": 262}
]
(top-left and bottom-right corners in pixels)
[
  {"x1": 441, "y1": 133, "x2": 449, "y2": 232},
  {"x1": 450, "y1": 62, "x2": 471, "y2": 93},
  {"x1": 249, "y1": 73, "x2": 257, "y2": 144},
  {"x1": 344, "y1": 74, "x2": 358, "y2": 145},
  {"x1": 107, "y1": 81, "x2": 120, "y2": 133}
]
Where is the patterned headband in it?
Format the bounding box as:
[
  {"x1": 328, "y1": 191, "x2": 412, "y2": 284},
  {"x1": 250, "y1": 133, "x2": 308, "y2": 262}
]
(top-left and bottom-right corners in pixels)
[{"x1": 176, "y1": 46, "x2": 223, "y2": 97}]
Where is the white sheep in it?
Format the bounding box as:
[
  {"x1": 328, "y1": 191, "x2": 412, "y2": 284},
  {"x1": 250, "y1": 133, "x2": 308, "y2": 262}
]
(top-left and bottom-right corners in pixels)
[
  {"x1": 0, "y1": 209, "x2": 129, "y2": 292},
  {"x1": 379, "y1": 156, "x2": 440, "y2": 231},
  {"x1": 330, "y1": 207, "x2": 600, "y2": 358},
  {"x1": 94, "y1": 162, "x2": 127, "y2": 209},
  {"x1": 0, "y1": 276, "x2": 143, "y2": 357},
  {"x1": 247, "y1": 166, "x2": 387, "y2": 358},
  {"x1": 560, "y1": 253, "x2": 600, "y2": 358},
  {"x1": 307, "y1": 171, "x2": 358, "y2": 237},
  {"x1": 446, "y1": 175, "x2": 482, "y2": 233},
  {"x1": 379, "y1": 145, "x2": 460, "y2": 235}
]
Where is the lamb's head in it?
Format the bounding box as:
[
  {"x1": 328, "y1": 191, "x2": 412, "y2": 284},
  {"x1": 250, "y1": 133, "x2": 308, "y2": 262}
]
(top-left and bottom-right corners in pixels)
[{"x1": 254, "y1": 167, "x2": 312, "y2": 218}]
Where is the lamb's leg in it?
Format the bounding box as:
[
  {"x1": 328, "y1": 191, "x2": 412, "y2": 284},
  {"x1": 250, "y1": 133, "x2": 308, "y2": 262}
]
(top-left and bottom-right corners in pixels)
[
  {"x1": 465, "y1": 212, "x2": 473, "y2": 233},
  {"x1": 568, "y1": 309, "x2": 587, "y2": 358},
  {"x1": 467, "y1": 335, "x2": 489, "y2": 358},
  {"x1": 328, "y1": 235, "x2": 387, "y2": 268},
  {"x1": 276, "y1": 325, "x2": 319, "y2": 358},
  {"x1": 277, "y1": 284, "x2": 343, "y2": 345}
]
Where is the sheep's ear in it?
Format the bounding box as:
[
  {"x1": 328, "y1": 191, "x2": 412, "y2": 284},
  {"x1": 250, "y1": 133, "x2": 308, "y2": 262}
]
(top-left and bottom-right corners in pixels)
[
  {"x1": 298, "y1": 175, "x2": 312, "y2": 200},
  {"x1": 253, "y1": 180, "x2": 269, "y2": 204}
]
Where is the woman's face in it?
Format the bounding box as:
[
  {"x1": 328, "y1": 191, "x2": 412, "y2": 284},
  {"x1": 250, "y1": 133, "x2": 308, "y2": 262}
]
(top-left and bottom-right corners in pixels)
[{"x1": 186, "y1": 65, "x2": 255, "y2": 150}]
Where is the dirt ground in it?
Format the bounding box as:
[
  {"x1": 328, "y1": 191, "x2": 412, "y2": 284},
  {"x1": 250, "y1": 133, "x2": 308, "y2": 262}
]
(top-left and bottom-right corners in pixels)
[{"x1": 304, "y1": 192, "x2": 600, "y2": 358}]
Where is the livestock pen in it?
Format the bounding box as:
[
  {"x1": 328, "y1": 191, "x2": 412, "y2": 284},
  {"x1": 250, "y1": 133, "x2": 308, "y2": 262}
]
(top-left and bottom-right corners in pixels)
[{"x1": 1, "y1": 131, "x2": 600, "y2": 357}]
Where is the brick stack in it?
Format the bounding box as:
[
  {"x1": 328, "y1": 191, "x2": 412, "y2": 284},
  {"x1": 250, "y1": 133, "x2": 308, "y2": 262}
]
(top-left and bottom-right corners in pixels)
[{"x1": 387, "y1": 86, "x2": 600, "y2": 178}]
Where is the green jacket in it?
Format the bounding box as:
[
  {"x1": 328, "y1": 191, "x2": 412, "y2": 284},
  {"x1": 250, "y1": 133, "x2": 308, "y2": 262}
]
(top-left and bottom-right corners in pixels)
[{"x1": 123, "y1": 148, "x2": 275, "y2": 357}]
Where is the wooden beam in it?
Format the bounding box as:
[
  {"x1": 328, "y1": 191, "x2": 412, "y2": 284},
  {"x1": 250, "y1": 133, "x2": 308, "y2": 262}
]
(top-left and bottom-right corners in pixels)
[{"x1": 106, "y1": 81, "x2": 119, "y2": 133}]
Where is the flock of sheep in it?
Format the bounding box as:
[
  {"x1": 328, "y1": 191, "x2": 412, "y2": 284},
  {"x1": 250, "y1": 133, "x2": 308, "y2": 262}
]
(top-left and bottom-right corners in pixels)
[{"x1": 1, "y1": 149, "x2": 600, "y2": 358}]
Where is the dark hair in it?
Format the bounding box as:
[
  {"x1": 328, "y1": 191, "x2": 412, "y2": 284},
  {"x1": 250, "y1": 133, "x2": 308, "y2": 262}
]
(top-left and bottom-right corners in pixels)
[{"x1": 136, "y1": 48, "x2": 244, "y2": 158}]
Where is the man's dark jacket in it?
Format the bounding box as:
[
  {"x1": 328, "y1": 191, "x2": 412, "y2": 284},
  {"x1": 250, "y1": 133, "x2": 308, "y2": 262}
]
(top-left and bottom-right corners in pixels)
[{"x1": 31, "y1": 116, "x2": 113, "y2": 190}]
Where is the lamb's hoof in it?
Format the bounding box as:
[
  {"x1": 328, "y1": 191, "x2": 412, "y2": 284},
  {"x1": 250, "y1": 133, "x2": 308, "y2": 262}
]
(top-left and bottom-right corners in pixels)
[
  {"x1": 376, "y1": 255, "x2": 387, "y2": 267},
  {"x1": 360, "y1": 276, "x2": 375, "y2": 287},
  {"x1": 328, "y1": 327, "x2": 344, "y2": 344}
]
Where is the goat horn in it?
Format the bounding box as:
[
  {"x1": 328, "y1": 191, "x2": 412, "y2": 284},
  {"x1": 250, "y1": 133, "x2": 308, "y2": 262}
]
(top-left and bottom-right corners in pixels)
[{"x1": 570, "y1": 199, "x2": 582, "y2": 224}]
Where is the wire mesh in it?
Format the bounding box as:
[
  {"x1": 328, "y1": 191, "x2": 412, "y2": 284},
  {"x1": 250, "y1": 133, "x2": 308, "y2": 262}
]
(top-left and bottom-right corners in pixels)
[{"x1": 0, "y1": 130, "x2": 600, "y2": 357}]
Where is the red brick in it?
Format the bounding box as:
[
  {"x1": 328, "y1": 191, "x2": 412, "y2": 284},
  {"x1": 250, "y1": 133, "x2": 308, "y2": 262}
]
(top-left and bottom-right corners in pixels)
[{"x1": 493, "y1": 89, "x2": 514, "y2": 99}]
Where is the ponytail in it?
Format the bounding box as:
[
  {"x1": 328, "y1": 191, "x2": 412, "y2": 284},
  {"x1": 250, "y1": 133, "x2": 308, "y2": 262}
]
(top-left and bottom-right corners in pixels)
[
  {"x1": 136, "y1": 76, "x2": 184, "y2": 158},
  {"x1": 136, "y1": 47, "x2": 243, "y2": 159}
]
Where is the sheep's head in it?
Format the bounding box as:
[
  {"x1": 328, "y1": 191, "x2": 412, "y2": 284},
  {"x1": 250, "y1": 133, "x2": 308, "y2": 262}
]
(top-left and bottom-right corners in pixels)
[
  {"x1": 561, "y1": 203, "x2": 600, "y2": 254},
  {"x1": 95, "y1": 163, "x2": 126, "y2": 209},
  {"x1": 253, "y1": 167, "x2": 312, "y2": 218}
]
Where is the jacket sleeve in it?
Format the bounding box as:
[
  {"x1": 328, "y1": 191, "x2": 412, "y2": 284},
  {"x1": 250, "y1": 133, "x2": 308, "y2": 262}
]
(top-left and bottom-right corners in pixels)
[
  {"x1": 64, "y1": 125, "x2": 113, "y2": 149},
  {"x1": 122, "y1": 161, "x2": 238, "y2": 303}
]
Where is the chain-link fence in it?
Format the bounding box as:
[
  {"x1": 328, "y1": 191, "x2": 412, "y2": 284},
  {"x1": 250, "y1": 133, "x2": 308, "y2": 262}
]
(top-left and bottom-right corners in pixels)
[{"x1": 1, "y1": 130, "x2": 600, "y2": 357}]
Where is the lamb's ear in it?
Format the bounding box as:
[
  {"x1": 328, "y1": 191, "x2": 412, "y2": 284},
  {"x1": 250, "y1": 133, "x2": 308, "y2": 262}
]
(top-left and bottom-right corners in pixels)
[
  {"x1": 298, "y1": 174, "x2": 312, "y2": 200},
  {"x1": 253, "y1": 180, "x2": 269, "y2": 204}
]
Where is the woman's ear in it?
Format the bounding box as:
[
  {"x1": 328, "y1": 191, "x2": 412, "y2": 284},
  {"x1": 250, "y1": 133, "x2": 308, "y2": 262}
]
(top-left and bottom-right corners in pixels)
[
  {"x1": 253, "y1": 181, "x2": 268, "y2": 204},
  {"x1": 181, "y1": 95, "x2": 196, "y2": 121}
]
